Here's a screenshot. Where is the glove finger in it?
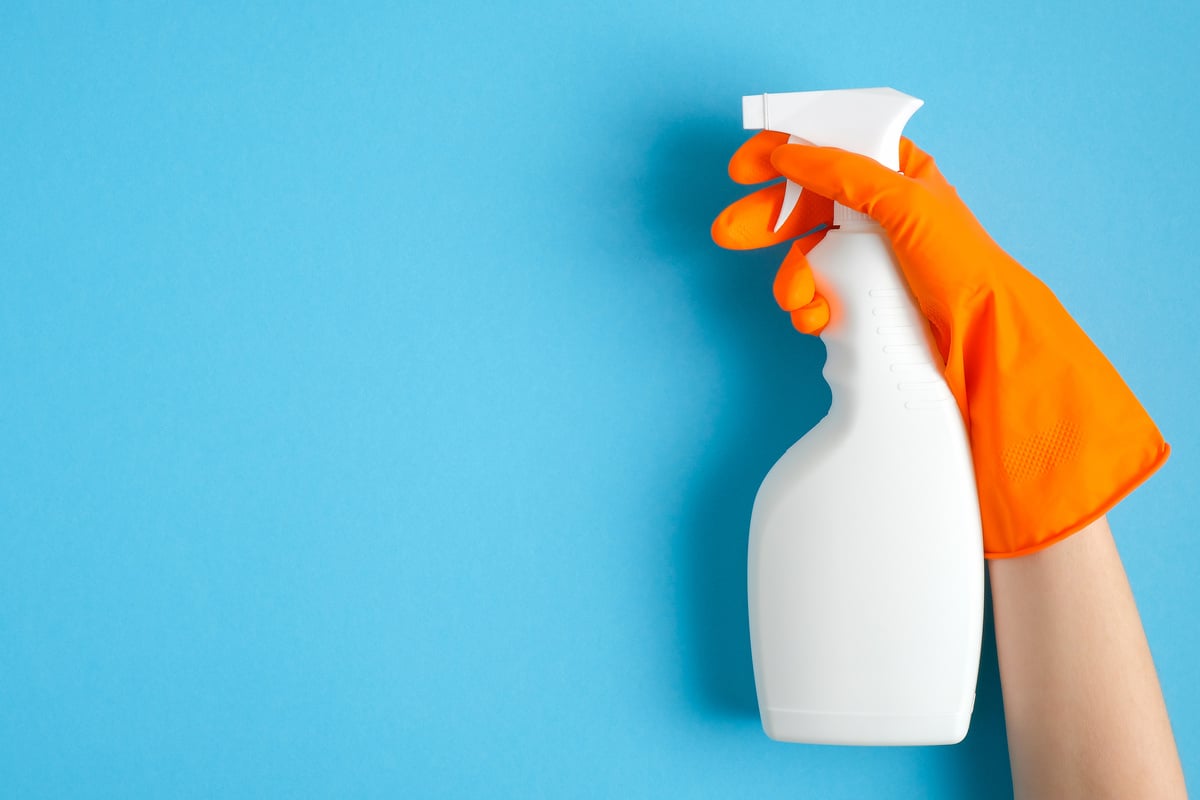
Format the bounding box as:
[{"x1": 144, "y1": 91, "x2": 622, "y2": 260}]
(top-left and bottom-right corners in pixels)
[
  {"x1": 774, "y1": 239, "x2": 818, "y2": 311},
  {"x1": 711, "y1": 183, "x2": 833, "y2": 251},
  {"x1": 728, "y1": 130, "x2": 791, "y2": 184},
  {"x1": 770, "y1": 143, "x2": 914, "y2": 232},
  {"x1": 790, "y1": 294, "x2": 830, "y2": 335},
  {"x1": 899, "y1": 137, "x2": 953, "y2": 190}
]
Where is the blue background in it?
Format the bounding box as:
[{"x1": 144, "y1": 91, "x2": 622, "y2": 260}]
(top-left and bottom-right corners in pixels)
[{"x1": 2, "y1": 2, "x2": 1197, "y2": 797}]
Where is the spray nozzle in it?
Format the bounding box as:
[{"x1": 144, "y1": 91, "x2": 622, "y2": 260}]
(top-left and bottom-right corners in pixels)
[{"x1": 742, "y1": 88, "x2": 923, "y2": 232}]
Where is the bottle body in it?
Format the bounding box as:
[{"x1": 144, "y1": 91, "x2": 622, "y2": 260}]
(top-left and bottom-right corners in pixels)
[{"x1": 748, "y1": 220, "x2": 984, "y2": 745}]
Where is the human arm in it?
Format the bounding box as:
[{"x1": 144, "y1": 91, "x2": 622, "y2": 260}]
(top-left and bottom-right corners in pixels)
[{"x1": 990, "y1": 516, "x2": 1186, "y2": 799}]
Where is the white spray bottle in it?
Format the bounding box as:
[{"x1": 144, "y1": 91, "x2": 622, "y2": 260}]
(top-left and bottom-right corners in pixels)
[{"x1": 742, "y1": 88, "x2": 984, "y2": 745}]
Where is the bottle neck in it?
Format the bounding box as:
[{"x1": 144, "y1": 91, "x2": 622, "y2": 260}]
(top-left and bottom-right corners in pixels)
[
  {"x1": 811, "y1": 226, "x2": 953, "y2": 416},
  {"x1": 833, "y1": 201, "x2": 877, "y2": 227}
]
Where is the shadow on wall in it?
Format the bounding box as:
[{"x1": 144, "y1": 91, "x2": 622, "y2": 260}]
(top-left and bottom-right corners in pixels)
[
  {"x1": 643, "y1": 113, "x2": 831, "y2": 719},
  {"x1": 643, "y1": 108, "x2": 1013, "y2": 798}
]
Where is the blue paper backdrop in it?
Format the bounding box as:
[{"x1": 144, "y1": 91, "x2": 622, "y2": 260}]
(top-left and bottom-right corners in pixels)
[{"x1": 2, "y1": 2, "x2": 1196, "y2": 798}]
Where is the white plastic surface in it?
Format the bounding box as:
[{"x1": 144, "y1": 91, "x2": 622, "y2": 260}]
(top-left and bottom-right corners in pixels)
[
  {"x1": 740, "y1": 88, "x2": 985, "y2": 746},
  {"x1": 749, "y1": 221, "x2": 984, "y2": 745},
  {"x1": 742, "y1": 89, "x2": 923, "y2": 232}
]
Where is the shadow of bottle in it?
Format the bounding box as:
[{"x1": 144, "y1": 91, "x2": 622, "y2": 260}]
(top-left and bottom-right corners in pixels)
[{"x1": 643, "y1": 114, "x2": 831, "y2": 719}]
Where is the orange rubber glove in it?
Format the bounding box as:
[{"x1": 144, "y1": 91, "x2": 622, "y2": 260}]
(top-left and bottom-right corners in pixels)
[{"x1": 712, "y1": 131, "x2": 1170, "y2": 558}]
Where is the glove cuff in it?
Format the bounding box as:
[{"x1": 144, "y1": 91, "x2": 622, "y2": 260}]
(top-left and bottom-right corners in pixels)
[{"x1": 940, "y1": 278, "x2": 1170, "y2": 558}]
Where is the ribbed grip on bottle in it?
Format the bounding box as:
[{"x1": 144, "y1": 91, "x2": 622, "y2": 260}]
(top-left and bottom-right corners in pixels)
[{"x1": 833, "y1": 202, "x2": 875, "y2": 226}]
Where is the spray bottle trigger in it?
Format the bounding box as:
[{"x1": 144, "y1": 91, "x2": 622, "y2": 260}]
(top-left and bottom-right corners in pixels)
[
  {"x1": 772, "y1": 134, "x2": 811, "y2": 233},
  {"x1": 774, "y1": 180, "x2": 802, "y2": 233}
]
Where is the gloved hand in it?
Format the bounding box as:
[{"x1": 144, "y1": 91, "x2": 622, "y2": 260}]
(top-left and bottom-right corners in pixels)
[{"x1": 711, "y1": 132, "x2": 1170, "y2": 558}]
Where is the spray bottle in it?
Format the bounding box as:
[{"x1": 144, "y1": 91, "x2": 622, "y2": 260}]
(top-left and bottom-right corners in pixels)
[{"x1": 742, "y1": 88, "x2": 984, "y2": 745}]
